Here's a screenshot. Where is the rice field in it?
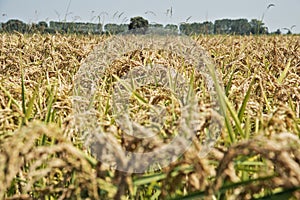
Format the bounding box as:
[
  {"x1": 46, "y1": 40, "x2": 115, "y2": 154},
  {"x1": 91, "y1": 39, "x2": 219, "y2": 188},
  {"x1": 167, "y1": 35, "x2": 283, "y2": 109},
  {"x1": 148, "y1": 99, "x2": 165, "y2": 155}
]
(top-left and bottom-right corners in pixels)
[{"x1": 0, "y1": 32, "x2": 299, "y2": 199}]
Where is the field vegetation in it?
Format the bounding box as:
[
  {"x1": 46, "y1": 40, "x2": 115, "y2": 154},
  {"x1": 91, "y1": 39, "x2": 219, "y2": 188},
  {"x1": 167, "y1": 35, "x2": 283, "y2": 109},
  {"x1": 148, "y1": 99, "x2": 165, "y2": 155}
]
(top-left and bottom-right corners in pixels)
[{"x1": 0, "y1": 32, "x2": 299, "y2": 199}]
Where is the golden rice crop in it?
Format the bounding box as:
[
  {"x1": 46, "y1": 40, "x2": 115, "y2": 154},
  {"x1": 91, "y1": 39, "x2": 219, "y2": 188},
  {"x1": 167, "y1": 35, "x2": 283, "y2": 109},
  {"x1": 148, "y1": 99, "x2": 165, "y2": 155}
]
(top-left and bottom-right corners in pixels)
[{"x1": 0, "y1": 33, "x2": 299, "y2": 199}]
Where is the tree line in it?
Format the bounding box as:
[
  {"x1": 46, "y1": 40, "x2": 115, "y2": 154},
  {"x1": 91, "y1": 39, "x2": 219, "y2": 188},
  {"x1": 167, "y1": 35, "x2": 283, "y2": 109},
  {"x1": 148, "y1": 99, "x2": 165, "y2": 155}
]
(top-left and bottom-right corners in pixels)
[
  {"x1": 0, "y1": 17, "x2": 283, "y2": 35},
  {"x1": 181, "y1": 19, "x2": 269, "y2": 35}
]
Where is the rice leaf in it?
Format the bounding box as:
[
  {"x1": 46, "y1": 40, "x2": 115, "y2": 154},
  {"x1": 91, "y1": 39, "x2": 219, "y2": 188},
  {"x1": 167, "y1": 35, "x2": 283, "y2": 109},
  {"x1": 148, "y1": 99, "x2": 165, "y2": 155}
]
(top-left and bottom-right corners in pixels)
[
  {"x1": 238, "y1": 75, "x2": 256, "y2": 121},
  {"x1": 172, "y1": 175, "x2": 276, "y2": 200},
  {"x1": 225, "y1": 69, "x2": 235, "y2": 97},
  {"x1": 277, "y1": 58, "x2": 291, "y2": 84},
  {"x1": 224, "y1": 94, "x2": 245, "y2": 138},
  {"x1": 21, "y1": 68, "x2": 27, "y2": 125},
  {"x1": 254, "y1": 186, "x2": 300, "y2": 200}
]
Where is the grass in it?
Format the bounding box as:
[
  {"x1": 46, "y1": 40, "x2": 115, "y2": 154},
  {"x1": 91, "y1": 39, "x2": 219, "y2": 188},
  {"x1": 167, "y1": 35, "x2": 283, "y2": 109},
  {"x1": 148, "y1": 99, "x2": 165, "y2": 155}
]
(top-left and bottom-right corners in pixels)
[{"x1": 0, "y1": 33, "x2": 299, "y2": 199}]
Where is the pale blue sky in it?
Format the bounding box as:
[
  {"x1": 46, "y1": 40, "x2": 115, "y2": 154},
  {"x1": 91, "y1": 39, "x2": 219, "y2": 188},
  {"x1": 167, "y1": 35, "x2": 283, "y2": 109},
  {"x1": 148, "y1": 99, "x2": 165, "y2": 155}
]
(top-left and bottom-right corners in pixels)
[{"x1": 0, "y1": 0, "x2": 299, "y2": 33}]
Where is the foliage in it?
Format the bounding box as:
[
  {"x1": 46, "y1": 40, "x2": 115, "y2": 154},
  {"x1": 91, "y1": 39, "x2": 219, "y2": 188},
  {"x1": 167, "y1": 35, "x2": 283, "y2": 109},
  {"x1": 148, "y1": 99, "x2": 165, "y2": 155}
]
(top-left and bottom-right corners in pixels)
[
  {"x1": 149, "y1": 23, "x2": 164, "y2": 29},
  {"x1": 0, "y1": 17, "x2": 280, "y2": 35},
  {"x1": 214, "y1": 19, "x2": 233, "y2": 34},
  {"x1": 180, "y1": 18, "x2": 268, "y2": 35},
  {"x1": 165, "y1": 24, "x2": 178, "y2": 32},
  {"x1": 104, "y1": 23, "x2": 128, "y2": 34},
  {"x1": 128, "y1": 16, "x2": 149, "y2": 34},
  {"x1": 250, "y1": 19, "x2": 268, "y2": 34},
  {"x1": 49, "y1": 21, "x2": 102, "y2": 34},
  {"x1": 180, "y1": 21, "x2": 214, "y2": 35},
  {"x1": 230, "y1": 19, "x2": 251, "y2": 35},
  {"x1": 1, "y1": 19, "x2": 28, "y2": 33},
  {"x1": 272, "y1": 28, "x2": 282, "y2": 35},
  {"x1": 27, "y1": 21, "x2": 49, "y2": 33},
  {"x1": 214, "y1": 18, "x2": 262, "y2": 35}
]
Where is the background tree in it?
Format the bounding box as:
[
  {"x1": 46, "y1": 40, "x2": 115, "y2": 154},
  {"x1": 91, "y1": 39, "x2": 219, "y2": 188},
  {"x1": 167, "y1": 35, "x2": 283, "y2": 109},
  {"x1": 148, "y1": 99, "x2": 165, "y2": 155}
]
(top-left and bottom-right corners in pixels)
[
  {"x1": 165, "y1": 24, "x2": 178, "y2": 32},
  {"x1": 179, "y1": 23, "x2": 192, "y2": 35},
  {"x1": 190, "y1": 23, "x2": 201, "y2": 34},
  {"x1": 2, "y1": 19, "x2": 28, "y2": 33},
  {"x1": 128, "y1": 16, "x2": 149, "y2": 34},
  {"x1": 48, "y1": 21, "x2": 102, "y2": 34},
  {"x1": 37, "y1": 21, "x2": 48, "y2": 33},
  {"x1": 105, "y1": 23, "x2": 128, "y2": 34},
  {"x1": 0, "y1": 17, "x2": 272, "y2": 35},
  {"x1": 230, "y1": 19, "x2": 251, "y2": 35},
  {"x1": 201, "y1": 21, "x2": 214, "y2": 34},
  {"x1": 250, "y1": 19, "x2": 268, "y2": 34},
  {"x1": 273, "y1": 29, "x2": 281, "y2": 35},
  {"x1": 214, "y1": 19, "x2": 232, "y2": 34},
  {"x1": 149, "y1": 23, "x2": 163, "y2": 29},
  {"x1": 180, "y1": 22, "x2": 214, "y2": 35}
]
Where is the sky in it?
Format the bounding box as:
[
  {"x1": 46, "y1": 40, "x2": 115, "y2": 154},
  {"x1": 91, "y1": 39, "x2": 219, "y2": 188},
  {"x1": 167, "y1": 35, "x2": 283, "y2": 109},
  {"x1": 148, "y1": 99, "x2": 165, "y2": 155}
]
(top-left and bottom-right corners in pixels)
[{"x1": 0, "y1": 0, "x2": 299, "y2": 33}]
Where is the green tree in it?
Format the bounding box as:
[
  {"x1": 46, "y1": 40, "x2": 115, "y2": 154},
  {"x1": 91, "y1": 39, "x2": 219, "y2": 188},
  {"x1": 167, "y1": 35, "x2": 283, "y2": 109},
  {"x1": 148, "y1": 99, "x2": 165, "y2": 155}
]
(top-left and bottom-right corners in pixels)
[
  {"x1": 230, "y1": 19, "x2": 251, "y2": 35},
  {"x1": 49, "y1": 21, "x2": 102, "y2": 34},
  {"x1": 250, "y1": 19, "x2": 268, "y2": 34},
  {"x1": 165, "y1": 24, "x2": 178, "y2": 32},
  {"x1": 2, "y1": 19, "x2": 28, "y2": 33},
  {"x1": 105, "y1": 23, "x2": 128, "y2": 34},
  {"x1": 201, "y1": 21, "x2": 214, "y2": 34},
  {"x1": 214, "y1": 19, "x2": 232, "y2": 34},
  {"x1": 273, "y1": 29, "x2": 281, "y2": 35},
  {"x1": 190, "y1": 23, "x2": 201, "y2": 34},
  {"x1": 149, "y1": 23, "x2": 163, "y2": 29},
  {"x1": 179, "y1": 23, "x2": 193, "y2": 35},
  {"x1": 128, "y1": 16, "x2": 149, "y2": 34},
  {"x1": 37, "y1": 21, "x2": 48, "y2": 33},
  {"x1": 180, "y1": 22, "x2": 214, "y2": 35}
]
